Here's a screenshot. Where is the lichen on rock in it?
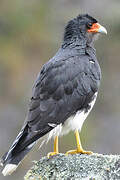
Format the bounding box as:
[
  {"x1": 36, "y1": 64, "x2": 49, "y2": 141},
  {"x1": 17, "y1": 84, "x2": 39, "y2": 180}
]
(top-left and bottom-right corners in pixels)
[{"x1": 24, "y1": 153, "x2": 120, "y2": 180}]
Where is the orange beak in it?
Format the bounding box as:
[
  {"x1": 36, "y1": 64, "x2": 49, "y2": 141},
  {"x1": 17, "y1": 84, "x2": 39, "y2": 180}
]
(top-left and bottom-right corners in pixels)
[{"x1": 87, "y1": 23, "x2": 107, "y2": 34}]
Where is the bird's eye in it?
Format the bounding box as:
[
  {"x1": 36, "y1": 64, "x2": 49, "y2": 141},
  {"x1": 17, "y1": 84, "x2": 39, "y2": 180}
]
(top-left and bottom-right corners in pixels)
[{"x1": 87, "y1": 23, "x2": 93, "y2": 28}]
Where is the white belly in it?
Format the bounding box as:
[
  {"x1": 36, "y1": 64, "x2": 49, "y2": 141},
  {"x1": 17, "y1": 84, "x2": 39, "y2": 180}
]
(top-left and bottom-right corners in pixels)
[{"x1": 47, "y1": 92, "x2": 98, "y2": 141}]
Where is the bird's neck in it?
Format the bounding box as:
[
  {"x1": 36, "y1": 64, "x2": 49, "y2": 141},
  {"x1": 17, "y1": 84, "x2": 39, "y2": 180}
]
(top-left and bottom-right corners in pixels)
[{"x1": 61, "y1": 35, "x2": 96, "y2": 56}]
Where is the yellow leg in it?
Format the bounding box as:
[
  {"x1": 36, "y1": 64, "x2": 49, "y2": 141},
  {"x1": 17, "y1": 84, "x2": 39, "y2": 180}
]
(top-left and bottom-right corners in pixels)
[
  {"x1": 54, "y1": 136, "x2": 58, "y2": 152},
  {"x1": 47, "y1": 136, "x2": 59, "y2": 158},
  {"x1": 66, "y1": 130, "x2": 93, "y2": 155}
]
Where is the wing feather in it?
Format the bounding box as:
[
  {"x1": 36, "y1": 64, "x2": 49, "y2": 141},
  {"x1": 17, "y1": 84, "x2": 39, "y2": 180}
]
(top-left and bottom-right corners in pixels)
[{"x1": 27, "y1": 55, "x2": 101, "y2": 134}]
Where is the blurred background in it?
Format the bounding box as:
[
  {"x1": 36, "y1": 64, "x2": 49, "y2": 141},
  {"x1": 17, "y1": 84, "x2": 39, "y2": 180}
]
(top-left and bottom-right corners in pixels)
[{"x1": 0, "y1": 0, "x2": 120, "y2": 179}]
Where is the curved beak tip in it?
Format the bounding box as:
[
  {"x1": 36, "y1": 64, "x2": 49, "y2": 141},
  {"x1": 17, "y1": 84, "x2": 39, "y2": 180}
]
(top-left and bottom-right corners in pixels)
[{"x1": 98, "y1": 25, "x2": 107, "y2": 34}]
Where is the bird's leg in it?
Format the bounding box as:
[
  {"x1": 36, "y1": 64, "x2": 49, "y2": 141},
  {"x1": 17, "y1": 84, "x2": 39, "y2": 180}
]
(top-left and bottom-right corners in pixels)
[
  {"x1": 66, "y1": 130, "x2": 93, "y2": 155},
  {"x1": 47, "y1": 136, "x2": 59, "y2": 158}
]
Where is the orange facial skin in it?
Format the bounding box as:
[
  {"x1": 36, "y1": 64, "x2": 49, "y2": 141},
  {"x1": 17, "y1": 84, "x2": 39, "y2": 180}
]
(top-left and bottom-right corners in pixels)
[{"x1": 87, "y1": 23, "x2": 101, "y2": 33}]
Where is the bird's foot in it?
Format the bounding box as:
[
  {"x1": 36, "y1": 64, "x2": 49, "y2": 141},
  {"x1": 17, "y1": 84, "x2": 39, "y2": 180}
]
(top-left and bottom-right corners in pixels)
[
  {"x1": 47, "y1": 152, "x2": 59, "y2": 158},
  {"x1": 66, "y1": 149, "x2": 93, "y2": 155}
]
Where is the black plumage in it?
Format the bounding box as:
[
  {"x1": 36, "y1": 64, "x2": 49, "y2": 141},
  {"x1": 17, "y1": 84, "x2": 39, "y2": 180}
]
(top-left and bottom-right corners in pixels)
[{"x1": 1, "y1": 14, "x2": 106, "y2": 176}]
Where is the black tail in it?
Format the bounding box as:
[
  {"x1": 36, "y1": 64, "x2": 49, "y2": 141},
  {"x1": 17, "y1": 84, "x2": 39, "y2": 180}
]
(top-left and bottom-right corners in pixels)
[
  {"x1": 1, "y1": 124, "x2": 37, "y2": 176},
  {"x1": 1, "y1": 122, "x2": 53, "y2": 176},
  {"x1": 1, "y1": 125, "x2": 35, "y2": 166}
]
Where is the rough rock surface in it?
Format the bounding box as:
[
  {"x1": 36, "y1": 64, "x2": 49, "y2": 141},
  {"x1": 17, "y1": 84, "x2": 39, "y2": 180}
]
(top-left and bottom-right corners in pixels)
[{"x1": 24, "y1": 153, "x2": 120, "y2": 180}]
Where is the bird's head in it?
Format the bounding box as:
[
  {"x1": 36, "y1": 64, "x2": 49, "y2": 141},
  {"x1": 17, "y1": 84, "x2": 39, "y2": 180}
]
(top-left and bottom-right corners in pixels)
[{"x1": 63, "y1": 14, "x2": 107, "y2": 46}]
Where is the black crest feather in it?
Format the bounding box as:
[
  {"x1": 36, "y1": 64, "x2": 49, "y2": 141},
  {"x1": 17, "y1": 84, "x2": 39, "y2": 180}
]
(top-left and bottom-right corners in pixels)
[{"x1": 77, "y1": 14, "x2": 97, "y2": 24}]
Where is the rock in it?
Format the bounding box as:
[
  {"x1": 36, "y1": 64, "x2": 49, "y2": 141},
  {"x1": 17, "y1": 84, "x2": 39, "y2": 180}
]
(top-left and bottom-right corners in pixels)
[{"x1": 24, "y1": 153, "x2": 120, "y2": 180}]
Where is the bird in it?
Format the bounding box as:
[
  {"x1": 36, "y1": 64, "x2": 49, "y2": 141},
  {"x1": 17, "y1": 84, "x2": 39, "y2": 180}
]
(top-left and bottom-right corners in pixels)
[{"x1": 0, "y1": 14, "x2": 107, "y2": 176}]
